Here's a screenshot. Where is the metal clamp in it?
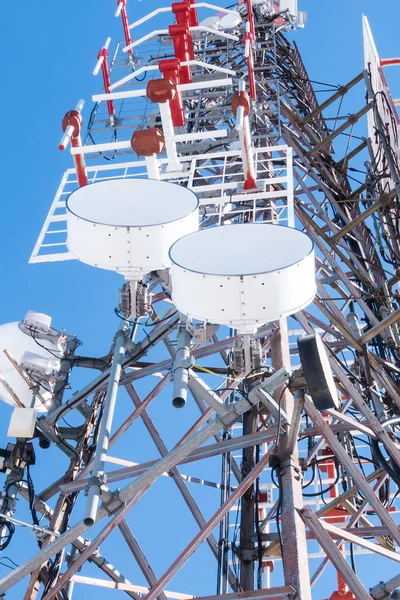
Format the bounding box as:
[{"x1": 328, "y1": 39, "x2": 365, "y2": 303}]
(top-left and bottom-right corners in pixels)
[
  {"x1": 102, "y1": 489, "x2": 126, "y2": 516},
  {"x1": 84, "y1": 473, "x2": 108, "y2": 497},
  {"x1": 279, "y1": 457, "x2": 302, "y2": 480},
  {"x1": 173, "y1": 357, "x2": 194, "y2": 374}
]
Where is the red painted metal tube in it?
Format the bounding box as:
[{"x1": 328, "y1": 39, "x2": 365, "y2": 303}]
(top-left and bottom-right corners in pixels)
[
  {"x1": 172, "y1": 2, "x2": 195, "y2": 59},
  {"x1": 60, "y1": 109, "x2": 88, "y2": 187},
  {"x1": 117, "y1": 0, "x2": 133, "y2": 54},
  {"x1": 188, "y1": 0, "x2": 199, "y2": 26},
  {"x1": 172, "y1": 0, "x2": 198, "y2": 27},
  {"x1": 168, "y1": 25, "x2": 193, "y2": 83},
  {"x1": 97, "y1": 47, "x2": 115, "y2": 119},
  {"x1": 246, "y1": 0, "x2": 255, "y2": 36},
  {"x1": 168, "y1": 24, "x2": 193, "y2": 82},
  {"x1": 243, "y1": 31, "x2": 257, "y2": 99},
  {"x1": 71, "y1": 137, "x2": 89, "y2": 187},
  {"x1": 380, "y1": 58, "x2": 400, "y2": 67},
  {"x1": 158, "y1": 59, "x2": 186, "y2": 127}
]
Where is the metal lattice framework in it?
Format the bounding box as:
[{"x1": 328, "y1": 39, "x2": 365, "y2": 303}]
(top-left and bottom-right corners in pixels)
[{"x1": 1, "y1": 1, "x2": 400, "y2": 599}]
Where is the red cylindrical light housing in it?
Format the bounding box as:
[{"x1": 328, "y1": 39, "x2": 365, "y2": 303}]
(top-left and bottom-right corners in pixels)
[
  {"x1": 169, "y1": 24, "x2": 194, "y2": 78},
  {"x1": 172, "y1": 0, "x2": 199, "y2": 27}
]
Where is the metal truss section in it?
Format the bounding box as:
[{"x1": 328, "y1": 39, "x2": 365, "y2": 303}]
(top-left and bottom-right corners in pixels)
[
  {"x1": 30, "y1": 145, "x2": 294, "y2": 263},
  {"x1": 85, "y1": 22, "x2": 282, "y2": 158},
  {"x1": 4, "y1": 1, "x2": 400, "y2": 600}
]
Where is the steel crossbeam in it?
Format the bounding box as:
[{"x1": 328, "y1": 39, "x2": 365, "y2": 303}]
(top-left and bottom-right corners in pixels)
[
  {"x1": 125, "y1": 383, "x2": 239, "y2": 591},
  {"x1": 0, "y1": 380, "x2": 271, "y2": 594},
  {"x1": 3, "y1": 4, "x2": 400, "y2": 600},
  {"x1": 119, "y1": 520, "x2": 169, "y2": 600},
  {"x1": 304, "y1": 397, "x2": 400, "y2": 546},
  {"x1": 18, "y1": 488, "x2": 153, "y2": 600},
  {"x1": 141, "y1": 448, "x2": 274, "y2": 600},
  {"x1": 299, "y1": 506, "x2": 373, "y2": 600}
]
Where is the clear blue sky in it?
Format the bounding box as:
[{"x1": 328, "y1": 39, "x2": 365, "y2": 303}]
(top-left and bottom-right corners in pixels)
[{"x1": 0, "y1": 1, "x2": 399, "y2": 598}]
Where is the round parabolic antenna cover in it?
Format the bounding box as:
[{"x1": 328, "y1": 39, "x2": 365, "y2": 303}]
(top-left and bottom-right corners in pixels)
[
  {"x1": 0, "y1": 322, "x2": 56, "y2": 411},
  {"x1": 66, "y1": 179, "x2": 199, "y2": 276},
  {"x1": 219, "y1": 12, "x2": 242, "y2": 29},
  {"x1": 200, "y1": 16, "x2": 220, "y2": 29},
  {"x1": 170, "y1": 223, "x2": 316, "y2": 331}
]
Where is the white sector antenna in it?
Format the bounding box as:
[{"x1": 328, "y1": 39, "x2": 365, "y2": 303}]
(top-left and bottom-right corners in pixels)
[
  {"x1": 67, "y1": 178, "x2": 199, "y2": 279},
  {"x1": 170, "y1": 223, "x2": 316, "y2": 332},
  {"x1": 0, "y1": 321, "x2": 60, "y2": 411}
]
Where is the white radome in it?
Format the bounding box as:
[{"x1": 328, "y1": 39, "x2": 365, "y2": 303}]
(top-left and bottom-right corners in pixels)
[
  {"x1": 219, "y1": 12, "x2": 242, "y2": 29},
  {"x1": 170, "y1": 223, "x2": 316, "y2": 332},
  {"x1": 67, "y1": 179, "x2": 199, "y2": 279},
  {"x1": 199, "y1": 16, "x2": 221, "y2": 29}
]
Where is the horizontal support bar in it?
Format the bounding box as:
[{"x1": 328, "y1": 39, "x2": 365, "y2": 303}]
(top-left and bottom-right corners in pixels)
[
  {"x1": 109, "y1": 60, "x2": 235, "y2": 91},
  {"x1": 92, "y1": 78, "x2": 233, "y2": 102},
  {"x1": 70, "y1": 575, "x2": 192, "y2": 598},
  {"x1": 322, "y1": 520, "x2": 400, "y2": 562},
  {"x1": 59, "y1": 428, "x2": 277, "y2": 494},
  {"x1": 71, "y1": 130, "x2": 228, "y2": 156}
]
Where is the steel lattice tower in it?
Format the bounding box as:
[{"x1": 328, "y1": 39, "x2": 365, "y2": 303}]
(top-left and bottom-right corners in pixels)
[{"x1": 0, "y1": 2, "x2": 400, "y2": 600}]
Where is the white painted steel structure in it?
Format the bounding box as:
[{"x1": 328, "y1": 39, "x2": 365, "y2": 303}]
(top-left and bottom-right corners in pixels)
[
  {"x1": 1, "y1": 2, "x2": 400, "y2": 600},
  {"x1": 30, "y1": 146, "x2": 294, "y2": 263}
]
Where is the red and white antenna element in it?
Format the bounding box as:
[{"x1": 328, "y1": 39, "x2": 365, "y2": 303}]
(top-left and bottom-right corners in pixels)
[
  {"x1": 380, "y1": 57, "x2": 400, "y2": 67},
  {"x1": 243, "y1": 21, "x2": 256, "y2": 99},
  {"x1": 115, "y1": 0, "x2": 133, "y2": 60},
  {"x1": 59, "y1": 99, "x2": 89, "y2": 188},
  {"x1": 246, "y1": 0, "x2": 255, "y2": 36},
  {"x1": 233, "y1": 82, "x2": 257, "y2": 190},
  {"x1": 158, "y1": 59, "x2": 186, "y2": 127},
  {"x1": 93, "y1": 37, "x2": 116, "y2": 127},
  {"x1": 147, "y1": 78, "x2": 182, "y2": 172}
]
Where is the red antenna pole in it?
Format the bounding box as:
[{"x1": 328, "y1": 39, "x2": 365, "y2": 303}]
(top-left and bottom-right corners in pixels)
[
  {"x1": 159, "y1": 59, "x2": 186, "y2": 127},
  {"x1": 93, "y1": 38, "x2": 116, "y2": 125},
  {"x1": 173, "y1": 1, "x2": 198, "y2": 28},
  {"x1": 172, "y1": 2, "x2": 195, "y2": 62},
  {"x1": 188, "y1": 0, "x2": 199, "y2": 26},
  {"x1": 246, "y1": 0, "x2": 255, "y2": 36},
  {"x1": 116, "y1": 0, "x2": 133, "y2": 56},
  {"x1": 242, "y1": 1, "x2": 256, "y2": 99},
  {"x1": 168, "y1": 25, "x2": 193, "y2": 83},
  {"x1": 59, "y1": 100, "x2": 89, "y2": 188},
  {"x1": 243, "y1": 27, "x2": 256, "y2": 99}
]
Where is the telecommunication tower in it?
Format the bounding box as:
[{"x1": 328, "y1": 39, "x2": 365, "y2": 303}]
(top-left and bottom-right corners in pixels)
[{"x1": 0, "y1": 1, "x2": 400, "y2": 599}]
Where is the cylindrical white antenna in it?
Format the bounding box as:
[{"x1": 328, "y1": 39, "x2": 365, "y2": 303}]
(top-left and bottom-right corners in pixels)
[
  {"x1": 93, "y1": 37, "x2": 111, "y2": 76},
  {"x1": 75, "y1": 98, "x2": 85, "y2": 113},
  {"x1": 58, "y1": 100, "x2": 86, "y2": 151}
]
